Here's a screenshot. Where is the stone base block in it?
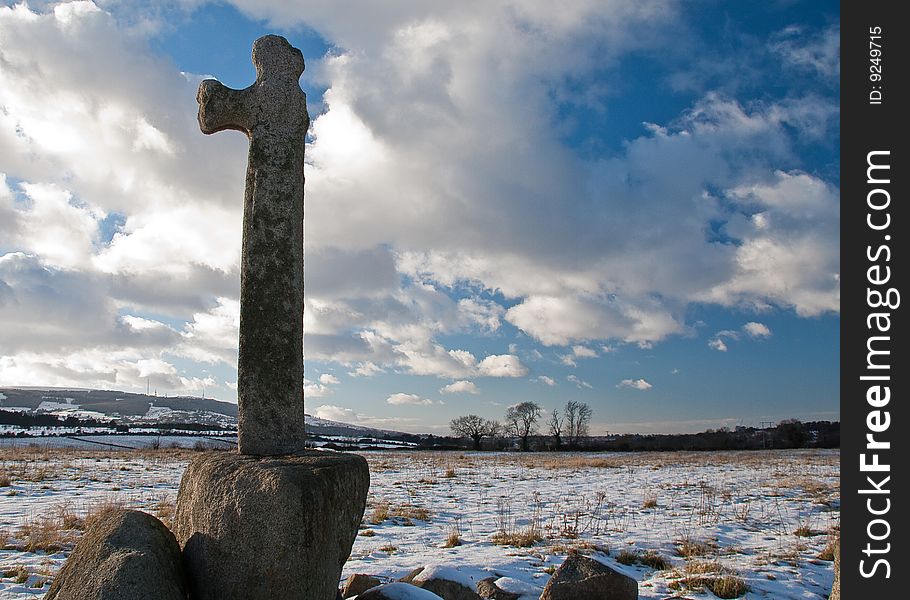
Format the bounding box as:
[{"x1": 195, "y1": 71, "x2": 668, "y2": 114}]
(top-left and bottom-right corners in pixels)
[{"x1": 173, "y1": 451, "x2": 369, "y2": 600}]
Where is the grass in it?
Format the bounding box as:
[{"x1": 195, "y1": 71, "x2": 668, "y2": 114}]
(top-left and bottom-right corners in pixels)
[
  {"x1": 676, "y1": 538, "x2": 718, "y2": 558},
  {"x1": 368, "y1": 501, "x2": 431, "y2": 524},
  {"x1": 491, "y1": 527, "x2": 543, "y2": 547},
  {"x1": 615, "y1": 549, "x2": 670, "y2": 570},
  {"x1": 668, "y1": 561, "x2": 749, "y2": 599},
  {"x1": 443, "y1": 530, "x2": 462, "y2": 548},
  {"x1": 4, "y1": 565, "x2": 30, "y2": 584},
  {"x1": 0, "y1": 472, "x2": 11, "y2": 487}
]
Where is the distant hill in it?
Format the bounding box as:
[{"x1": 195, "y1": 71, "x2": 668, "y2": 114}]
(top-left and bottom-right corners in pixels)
[{"x1": 0, "y1": 387, "x2": 410, "y2": 440}]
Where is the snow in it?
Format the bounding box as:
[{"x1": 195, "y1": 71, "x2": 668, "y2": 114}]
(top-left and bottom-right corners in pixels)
[
  {"x1": 358, "y1": 582, "x2": 444, "y2": 599},
  {"x1": 145, "y1": 405, "x2": 175, "y2": 419},
  {"x1": 0, "y1": 449, "x2": 838, "y2": 599},
  {"x1": 412, "y1": 564, "x2": 484, "y2": 589},
  {"x1": 36, "y1": 401, "x2": 78, "y2": 412}
]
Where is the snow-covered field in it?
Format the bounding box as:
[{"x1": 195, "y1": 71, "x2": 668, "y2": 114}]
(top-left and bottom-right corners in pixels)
[{"x1": 0, "y1": 446, "x2": 838, "y2": 599}]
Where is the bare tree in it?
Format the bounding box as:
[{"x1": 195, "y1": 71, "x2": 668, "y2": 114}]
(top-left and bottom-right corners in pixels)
[
  {"x1": 450, "y1": 414, "x2": 497, "y2": 450},
  {"x1": 564, "y1": 401, "x2": 593, "y2": 446},
  {"x1": 548, "y1": 409, "x2": 564, "y2": 448},
  {"x1": 505, "y1": 401, "x2": 541, "y2": 451}
]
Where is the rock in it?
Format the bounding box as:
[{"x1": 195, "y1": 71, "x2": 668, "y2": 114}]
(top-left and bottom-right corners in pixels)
[
  {"x1": 411, "y1": 565, "x2": 482, "y2": 600},
  {"x1": 539, "y1": 555, "x2": 638, "y2": 600},
  {"x1": 342, "y1": 574, "x2": 382, "y2": 598},
  {"x1": 45, "y1": 509, "x2": 186, "y2": 600},
  {"x1": 358, "y1": 583, "x2": 444, "y2": 600},
  {"x1": 830, "y1": 537, "x2": 840, "y2": 600},
  {"x1": 399, "y1": 567, "x2": 426, "y2": 583},
  {"x1": 174, "y1": 451, "x2": 369, "y2": 600},
  {"x1": 476, "y1": 577, "x2": 520, "y2": 600}
]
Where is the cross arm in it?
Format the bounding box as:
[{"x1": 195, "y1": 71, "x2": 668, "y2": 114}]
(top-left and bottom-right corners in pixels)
[{"x1": 196, "y1": 79, "x2": 254, "y2": 136}]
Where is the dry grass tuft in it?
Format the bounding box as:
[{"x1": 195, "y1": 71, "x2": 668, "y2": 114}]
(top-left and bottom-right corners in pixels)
[
  {"x1": 443, "y1": 530, "x2": 462, "y2": 548},
  {"x1": 4, "y1": 565, "x2": 30, "y2": 584},
  {"x1": 17, "y1": 518, "x2": 76, "y2": 553},
  {"x1": 676, "y1": 538, "x2": 717, "y2": 558},
  {"x1": 492, "y1": 528, "x2": 543, "y2": 548},
  {"x1": 0, "y1": 472, "x2": 11, "y2": 487},
  {"x1": 668, "y1": 561, "x2": 748, "y2": 598},
  {"x1": 369, "y1": 501, "x2": 390, "y2": 524},
  {"x1": 359, "y1": 529, "x2": 376, "y2": 537},
  {"x1": 616, "y1": 549, "x2": 670, "y2": 570}
]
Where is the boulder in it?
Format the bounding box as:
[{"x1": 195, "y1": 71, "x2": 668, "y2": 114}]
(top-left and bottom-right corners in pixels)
[
  {"x1": 45, "y1": 509, "x2": 186, "y2": 600},
  {"x1": 399, "y1": 567, "x2": 426, "y2": 583},
  {"x1": 411, "y1": 565, "x2": 482, "y2": 600},
  {"x1": 342, "y1": 574, "x2": 382, "y2": 598},
  {"x1": 173, "y1": 451, "x2": 369, "y2": 600},
  {"x1": 539, "y1": 555, "x2": 637, "y2": 600},
  {"x1": 358, "y1": 583, "x2": 444, "y2": 599},
  {"x1": 476, "y1": 577, "x2": 520, "y2": 600}
]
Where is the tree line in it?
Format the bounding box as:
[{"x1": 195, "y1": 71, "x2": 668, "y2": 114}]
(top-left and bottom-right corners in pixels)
[{"x1": 449, "y1": 400, "x2": 593, "y2": 451}]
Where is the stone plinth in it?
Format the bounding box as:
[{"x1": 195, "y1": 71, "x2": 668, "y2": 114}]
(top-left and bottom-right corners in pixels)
[{"x1": 173, "y1": 451, "x2": 369, "y2": 600}]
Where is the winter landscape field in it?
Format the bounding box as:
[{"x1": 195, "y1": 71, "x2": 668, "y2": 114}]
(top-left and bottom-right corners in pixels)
[{"x1": 0, "y1": 445, "x2": 837, "y2": 599}]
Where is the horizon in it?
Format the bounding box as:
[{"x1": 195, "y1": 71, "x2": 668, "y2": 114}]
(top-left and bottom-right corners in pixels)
[
  {"x1": 0, "y1": 385, "x2": 839, "y2": 437},
  {"x1": 0, "y1": 1, "x2": 840, "y2": 435}
]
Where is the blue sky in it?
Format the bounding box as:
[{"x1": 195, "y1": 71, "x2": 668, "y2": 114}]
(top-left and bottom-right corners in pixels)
[{"x1": 0, "y1": 1, "x2": 840, "y2": 434}]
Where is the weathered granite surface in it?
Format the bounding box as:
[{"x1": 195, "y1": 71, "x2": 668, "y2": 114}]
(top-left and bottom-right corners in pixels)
[
  {"x1": 196, "y1": 34, "x2": 309, "y2": 455},
  {"x1": 45, "y1": 509, "x2": 186, "y2": 600},
  {"x1": 173, "y1": 451, "x2": 369, "y2": 600},
  {"x1": 539, "y1": 554, "x2": 638, "y2": 600}
]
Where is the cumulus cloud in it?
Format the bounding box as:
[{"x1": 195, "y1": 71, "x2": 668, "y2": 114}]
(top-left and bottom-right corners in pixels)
[
  {"x1": 313, "y1": 404, "x2": 358, "y2": 422},
  {"x1": 477, "y1": 354, "x2": 528, "y2": 378},
  {"x1": 0, "y1": 1, "x2": 838, "y2": 405},
  {"x1": 318, "y1": 373, "x2": 340, "y2": 385},
  {"x1": 440, "y1": 380, "x2": 479, "y2": 395},
  {"x1": 743, "y1": 322, "x2": 772, "y2": 338},
  {"x1": 618, "y1": 378, "x2": 652, "y2": 390},
  {"x1": 535, "y1": 375, "x2": 556, "y2": 386},
  {"x1": 708, "y1": 338, "x2": 728, "y2": 352},
  {"x1": 386, "y1": 392, "x2": 434, "y2": 406}
]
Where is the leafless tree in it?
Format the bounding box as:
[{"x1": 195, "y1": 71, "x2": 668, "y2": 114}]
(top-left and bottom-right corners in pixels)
[
  {"x1": 450, "y1": 414, "x2": 498, "y2": 450},
  {"x1": 564, "y1": 400, "x2": 593, "y2": 446},
  {"x1": 505, "y1": 401, "x2": 541, "y2": 451},
  {"x1": 548, "y1": 409, "x2": 564, "y2": 448}
]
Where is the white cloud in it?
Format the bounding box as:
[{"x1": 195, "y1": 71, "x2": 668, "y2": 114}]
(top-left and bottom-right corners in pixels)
[
  {"x1": 348, "y1": 361, "x2": 383, "y2": 377},
  {"x1": 567, "y1": 374, "x2": 593, "y2": 389},
  {"x1": 618, "y1": 378, "x2": 652, "y2": 390},
  {"x1": 304, "y1": 379, "x2": 332, "y2": 398},
  {"x1": 318, "y1": 373, "x2": 340, "y2": 385},
  {"x1": 386, "y1": 392, "x2": 434, "y2": 406},
  {"x1": 477, "y1": 354, "x2": 528, "y2": 378},
  {"x1": 440, "y1": 380, "x2": 478, "y2": 395},
  {"x1": 313, "y1": 404, "x2": 358, "y2": 422},
  {"x1": 708, "y1": 338, "x2": 728, "y2": 352},
  {"x1": 743, "y1": 322, "x2": 772, "y2": 338},
  {"x1": 572, "y1": 345, "x2": 598, "y2": 358},
  {"x1": 176, "y1": 298, "x2": 240, "y2": 365},
  {"x1": 535, "y1": 375, "x2": 556, "y2": 386},
  {"x1": 0, "y1": 2, "x2": 838, "y2": 403}
]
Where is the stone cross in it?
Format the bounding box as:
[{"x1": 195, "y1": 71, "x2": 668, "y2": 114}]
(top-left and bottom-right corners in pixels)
[{"x1": 196, "y1": 35, "x2": 308, "y2": 455}]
